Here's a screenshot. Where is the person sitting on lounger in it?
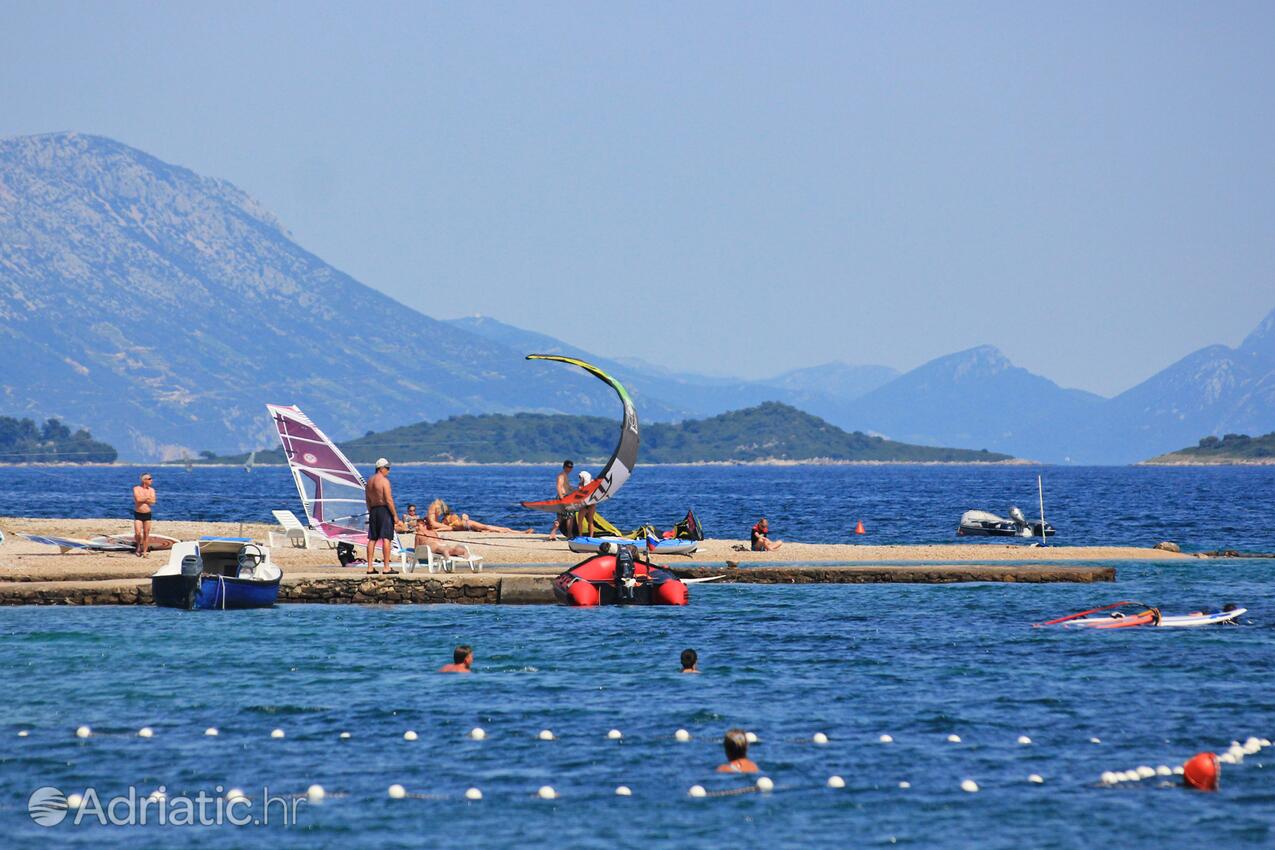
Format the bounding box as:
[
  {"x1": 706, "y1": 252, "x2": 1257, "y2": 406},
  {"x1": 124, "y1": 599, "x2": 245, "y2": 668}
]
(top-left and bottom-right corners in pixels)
[
  {"x1": 751, "y1": 518, "x2": 783, "y2": 551},
  {"x1": 414, "y1": 518, "x2": 467, "y2": 559}
]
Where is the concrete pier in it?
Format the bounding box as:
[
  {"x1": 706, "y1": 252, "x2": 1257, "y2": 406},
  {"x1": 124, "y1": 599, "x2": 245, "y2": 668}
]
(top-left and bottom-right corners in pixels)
[{"x1": 0, "y1": 562, "x2": 1112, "y2": 606}]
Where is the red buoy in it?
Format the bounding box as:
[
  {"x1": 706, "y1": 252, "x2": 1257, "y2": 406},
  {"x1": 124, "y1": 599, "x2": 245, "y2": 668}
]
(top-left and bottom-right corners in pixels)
[
  {"x1": 1183, "y1": 752, "x2": 1220, "y2": 791},
  {"x1": 855, "y1": 520, "x2": 866, "y2": 535}
]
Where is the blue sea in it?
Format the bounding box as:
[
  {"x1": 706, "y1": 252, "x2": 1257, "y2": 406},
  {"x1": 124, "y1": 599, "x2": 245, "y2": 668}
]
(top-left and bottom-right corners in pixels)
[{"x1": 1, "y1": 466, "x2": 1273, "y2": 848}]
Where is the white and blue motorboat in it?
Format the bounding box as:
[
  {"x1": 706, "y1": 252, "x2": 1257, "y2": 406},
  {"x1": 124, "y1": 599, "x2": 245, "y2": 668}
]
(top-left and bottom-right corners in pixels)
[{"x1": 151, "y1": 537, "x2": 282, "y2": 610}]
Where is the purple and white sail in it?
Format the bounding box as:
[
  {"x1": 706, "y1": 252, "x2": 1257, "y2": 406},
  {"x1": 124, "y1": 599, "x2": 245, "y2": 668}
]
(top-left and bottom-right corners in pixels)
[{"x1": 267, "y1": 404, "x2": 370, "y2": 546}]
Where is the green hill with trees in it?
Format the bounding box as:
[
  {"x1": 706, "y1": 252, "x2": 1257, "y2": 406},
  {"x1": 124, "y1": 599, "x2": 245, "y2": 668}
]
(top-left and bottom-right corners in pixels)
[
  {"x1": 1145, "y1": 432, "x2": 1275, "y2": 464},
  {"x1": 202, "y1": 402, "x2": 1014, "y2": 465},
  {"x1": 0, "y1": 417, "x2": 118, "y2": 463}
]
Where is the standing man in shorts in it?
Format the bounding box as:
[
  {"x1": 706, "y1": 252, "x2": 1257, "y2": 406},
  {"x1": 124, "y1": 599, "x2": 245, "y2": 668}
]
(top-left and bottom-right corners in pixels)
[
  {"x1": 365, "y1": 458, "x2": 399, "y2": 574},
  {"x1": 132, "y1": 473, "x2": 156, "y2": 557},
  {"x1": 553, "y1": 459, "x2": 576, "y2": 539}
]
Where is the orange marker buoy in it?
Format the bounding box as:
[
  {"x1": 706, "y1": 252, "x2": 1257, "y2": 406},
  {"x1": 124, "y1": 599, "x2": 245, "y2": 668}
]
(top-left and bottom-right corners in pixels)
[
  {"x1": 855, "y1": 520, "x2": 866, "y2": 535},
  {"x1": 1183, "y1": 752, "x2": 1220, "y2": 791}
]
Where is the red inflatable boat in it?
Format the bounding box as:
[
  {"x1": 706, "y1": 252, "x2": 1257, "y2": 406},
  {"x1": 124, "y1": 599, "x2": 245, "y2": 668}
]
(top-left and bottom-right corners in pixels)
[{"x1": 553, "y1": 547, "x2": 689, "y2": 607}]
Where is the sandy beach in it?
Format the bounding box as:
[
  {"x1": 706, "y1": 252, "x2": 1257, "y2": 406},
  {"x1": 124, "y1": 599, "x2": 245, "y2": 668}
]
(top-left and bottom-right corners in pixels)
[{"x1": 0, "y1": 516, "x2": 1187, "y2": 584}]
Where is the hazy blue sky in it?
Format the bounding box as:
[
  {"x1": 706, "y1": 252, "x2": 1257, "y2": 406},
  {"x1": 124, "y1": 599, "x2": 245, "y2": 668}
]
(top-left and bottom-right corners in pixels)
[{"x1": 4, "y1": 2, "x2": 1272, "y2": 395}]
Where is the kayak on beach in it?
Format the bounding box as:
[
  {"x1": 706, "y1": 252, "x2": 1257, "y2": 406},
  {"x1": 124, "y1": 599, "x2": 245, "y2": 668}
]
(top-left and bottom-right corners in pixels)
[
  {"x1": 567, "y1": 535, "x2": 698, "y2": 555},
  {"x1": 20, "y1": 532, "x2": 179, "y2": 554}
]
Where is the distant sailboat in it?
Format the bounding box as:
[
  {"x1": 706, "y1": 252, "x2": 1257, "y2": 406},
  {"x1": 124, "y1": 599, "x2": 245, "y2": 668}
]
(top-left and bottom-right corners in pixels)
[
  {"x1": 244, "y1": 451, "x2": 256, "y2": 473},
  {"x1": 183, "y1": 453, "x2": 193, "y2": 473}
]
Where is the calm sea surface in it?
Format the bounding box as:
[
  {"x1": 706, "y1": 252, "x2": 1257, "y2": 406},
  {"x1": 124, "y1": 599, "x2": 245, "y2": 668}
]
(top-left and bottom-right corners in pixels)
[{"x1": 1, "y1": 466, "x2": 1272, "y2": 847}]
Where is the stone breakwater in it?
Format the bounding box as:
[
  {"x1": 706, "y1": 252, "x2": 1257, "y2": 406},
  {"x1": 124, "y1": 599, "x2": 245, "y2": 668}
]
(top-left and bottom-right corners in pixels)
[
  {"x1": 0, "y1": 574, "x2": 557, "y2": 606},
  {"x1": 0, "y1": 564, "x2": 1113, "y2": 606}
]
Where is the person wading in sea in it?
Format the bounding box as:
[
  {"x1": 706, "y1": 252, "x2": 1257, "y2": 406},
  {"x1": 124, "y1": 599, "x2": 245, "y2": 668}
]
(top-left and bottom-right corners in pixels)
[
  {"x1": 439, "y1": 645, "x2": 473, "y2": 673},
  {"x1": 716, "y1": 728, "x2": 760, "y2": 773},
  {"x1": 132, "y1": 473, "x2": 156, "y2": 557},
  {"x1": 365, "y1": 458, "x2": 399, "y2": 575}
]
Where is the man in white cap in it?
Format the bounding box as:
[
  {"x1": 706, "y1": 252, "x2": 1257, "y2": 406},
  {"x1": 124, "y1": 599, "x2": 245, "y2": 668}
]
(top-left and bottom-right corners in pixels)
[
  {"x1": 575, "y1": 469, "x2": 596, "y2": 536},
  {"x1": 365, "y1": 458, "x2": 399, "y2": 574}
]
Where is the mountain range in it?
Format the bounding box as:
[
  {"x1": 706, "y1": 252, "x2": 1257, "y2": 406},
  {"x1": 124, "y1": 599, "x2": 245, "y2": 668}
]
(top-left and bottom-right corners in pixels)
[{"x1": 1, "y1": 132, "x2": 1272, "y2": 463}]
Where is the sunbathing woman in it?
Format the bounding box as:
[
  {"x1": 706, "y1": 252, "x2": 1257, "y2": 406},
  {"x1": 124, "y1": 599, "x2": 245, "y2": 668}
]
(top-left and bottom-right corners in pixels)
[{"x1": 427, "y1": 498, "x2": 535, "y2": 534}]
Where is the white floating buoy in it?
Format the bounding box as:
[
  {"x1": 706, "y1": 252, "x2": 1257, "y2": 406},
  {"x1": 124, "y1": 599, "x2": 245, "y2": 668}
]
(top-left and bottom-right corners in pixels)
[
  {"x1": 138, "y1": 727, "x2": 154, "y2": 738},
  {"x1": 470, "y1": 727, "x2": 486, "y2": 741},
  {"x1": 75, "y1": 725, "x2": 91, "y2": 739},
  {"x1": 827, "y1": 775, "x2": 846, "y2": 789},
  {"x1": 388, "y1": 784, "x2": 406, "y2": 800},
  {"x1": 1173, "y1": 765, "x2": 1185, "y2": 775},
  {"x1": 1100, "y1": 771, "x2": 1118, "y2": 785},
  {"x1": 225, "y1": 788, "x2": 246, "y2": 802},
  {"x1": 1242, "y1": 738, "x2": 1261, "y2": 755},
  {"x1": 403, "y1": 730, "x2": 418, "y2": 741},
  {"x1": 1260, "y1": 738, "x2": 1271, "y2": 748},
  {"x1": 339, "y1": 731, "x2": 351, "y2": 740},
  {"x1": 66, "y1": 793, "x2": 84, "y2": 810},
  {"x1": 812, "y1": 732, "x2": 829, "y2": 745},
  {"x1": 538, "y1": 730, "x2": 555, "y2": 741},
  {"x1": 1156, "y1": 765, "x2": 1172, "y2": 776},
  {"x1": 1136, "y1": 765, "x2": 1155, "y2": 779},
  {"x1": 688, "y1": 785, "x2": 707, "y2": 798},
  {"x1": 745, "y1": 731, "x2": 759, "y2": 744},
  {"x1": 1122, "y1": 770, "x2": 1141, "y2": 782},
  {"x1": 465, "y1": 788, "x2": 483, "y2": 801},
  {"x1": 1017, "y1": 736, "x2": 1032, "y2": 746},
  {"x1": 675, "y1": 729, "x2": 691, "y2": 742},
  {"x1": 270, "y1": 728, "x2": 285, "y2": 739},
  {"x1": 1219, "y1": 752, "x2": 1237, "y2": 765},
  {"x1": 946, "y1": 734, "x2": 961, "y2": 743},
  {"x1": 1089, "y1": 737, "x2": 1102, "y2": 744},
  {"x1": 1028, "y1": 774, "x2": 1044, "y2": 784},
  {"x1": 898, "y1": 781, "x2": 911, "y2": 789},
  {"x1": 607, "y1": 729, "x2": 623, "y2": 740},
  {"x1": 615, "y1": 785, "x2": 632, "y2": 796},
  {"x1": 756, "y1": 776, "x2": 774, "y2": 792},
  {"x1": 960, "y1": 779, "x2": 979, "y2": 793},
  {"x1": 205, "y1": 727, "x2": 219, "y2": 737},
  {"x1": 17, "y1": 730, "x2": 29, "y2": 737},
  {"x1": 147, "y1": 787, "x2": 166, "y2": 803},
  {"x1": 537, "y1": 785, "x2": 557, "y2": 800},
  {"x1": 307, "y1": 784, "x2": 325, "y2": 803},
  {"x1": 879, "y1": 734, "x2": 894, "y2": 744}
]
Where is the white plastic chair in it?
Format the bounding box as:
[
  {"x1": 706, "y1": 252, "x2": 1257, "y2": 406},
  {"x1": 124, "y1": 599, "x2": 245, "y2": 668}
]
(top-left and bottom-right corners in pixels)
[
  {"x1": 269, "y1": 510, "x2": 310, "y2": 549},
  {"x1": 450, "y1": 546, "x2": 484, "y2": 573},
  {"x1": 396, "y1": 532, "x2": 450, "y2": 574}
]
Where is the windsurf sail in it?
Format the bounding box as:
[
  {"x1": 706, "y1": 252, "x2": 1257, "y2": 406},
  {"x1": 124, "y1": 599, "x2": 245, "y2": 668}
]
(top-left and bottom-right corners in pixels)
[
  {"x1": 267, "y1": 404, "x2": 371, "y2": 546},
  {"x1": 520, "y1": 355, "x2": 639, "y2": 514}
]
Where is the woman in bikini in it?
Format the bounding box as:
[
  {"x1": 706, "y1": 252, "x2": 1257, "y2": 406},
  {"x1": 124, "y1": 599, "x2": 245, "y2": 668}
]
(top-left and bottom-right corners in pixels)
[{"x1": 427, "y1": 499, "x2": 535, "y2": 534}]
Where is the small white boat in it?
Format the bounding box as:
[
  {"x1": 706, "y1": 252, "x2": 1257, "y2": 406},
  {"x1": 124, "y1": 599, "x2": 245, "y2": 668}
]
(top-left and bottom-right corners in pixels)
[{"x1": 151, "y1": 537, "x2": 282, "y2": 610}]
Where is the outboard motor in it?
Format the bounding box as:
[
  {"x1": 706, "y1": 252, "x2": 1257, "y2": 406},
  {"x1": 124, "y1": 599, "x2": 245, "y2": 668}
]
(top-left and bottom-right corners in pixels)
[
  {"x1": 1008, "y1": 506, "x2": 1027, "y2": 527},
  {"x1": 180, "y1": 553, "x2": 202, "y2": 577},
  {"x1": 615, "y1": 544, "x2": 637, "y2": 601}
]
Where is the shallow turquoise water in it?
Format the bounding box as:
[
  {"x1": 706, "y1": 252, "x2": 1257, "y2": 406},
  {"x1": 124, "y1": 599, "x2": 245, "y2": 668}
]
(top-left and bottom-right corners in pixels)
[{"x1": 2, "y1": 561, "x2": 1271, "y2": 848}]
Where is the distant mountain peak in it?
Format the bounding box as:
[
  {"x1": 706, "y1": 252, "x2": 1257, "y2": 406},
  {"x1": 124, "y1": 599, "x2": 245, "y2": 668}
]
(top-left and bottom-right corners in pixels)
[{"x1": 1240, "y1": 304, "x2": 1275, "y2": 362}]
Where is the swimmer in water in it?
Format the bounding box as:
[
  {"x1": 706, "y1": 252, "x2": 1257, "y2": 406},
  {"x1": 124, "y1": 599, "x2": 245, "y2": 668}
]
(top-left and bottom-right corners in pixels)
[
  {"x1": 681, "y1": 648, "x2": 699, "y2": 674},
  {"x1": 716, "y1": 728, "x2": 759, "y2": 773},
  {"x1": 439, "y1": 644, "x2": 473, "y2": 673}
]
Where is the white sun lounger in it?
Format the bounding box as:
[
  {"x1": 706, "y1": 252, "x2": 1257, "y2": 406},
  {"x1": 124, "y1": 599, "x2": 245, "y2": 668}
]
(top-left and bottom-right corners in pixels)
[{"x1": 269, "y1": 510, "x2": 314, "y2": 549}]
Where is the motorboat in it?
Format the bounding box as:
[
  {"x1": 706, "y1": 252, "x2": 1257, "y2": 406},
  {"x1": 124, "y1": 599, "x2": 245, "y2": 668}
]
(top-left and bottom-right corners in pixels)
[
  {"x1": 151, "y1": 536, "x2": 281, "y2": 610},
  {"x1": 958, "y1": 506, "x2": 1054, "y2": 538},
  {"x1": 554, "y1": 543, "x2": 689, "y2": 607}
]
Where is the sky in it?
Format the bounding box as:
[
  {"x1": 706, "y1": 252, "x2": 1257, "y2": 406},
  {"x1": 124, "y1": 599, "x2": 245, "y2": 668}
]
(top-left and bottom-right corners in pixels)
[{"x1": 3, "y1": 1, "x2": 1273, "y2": 395}]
